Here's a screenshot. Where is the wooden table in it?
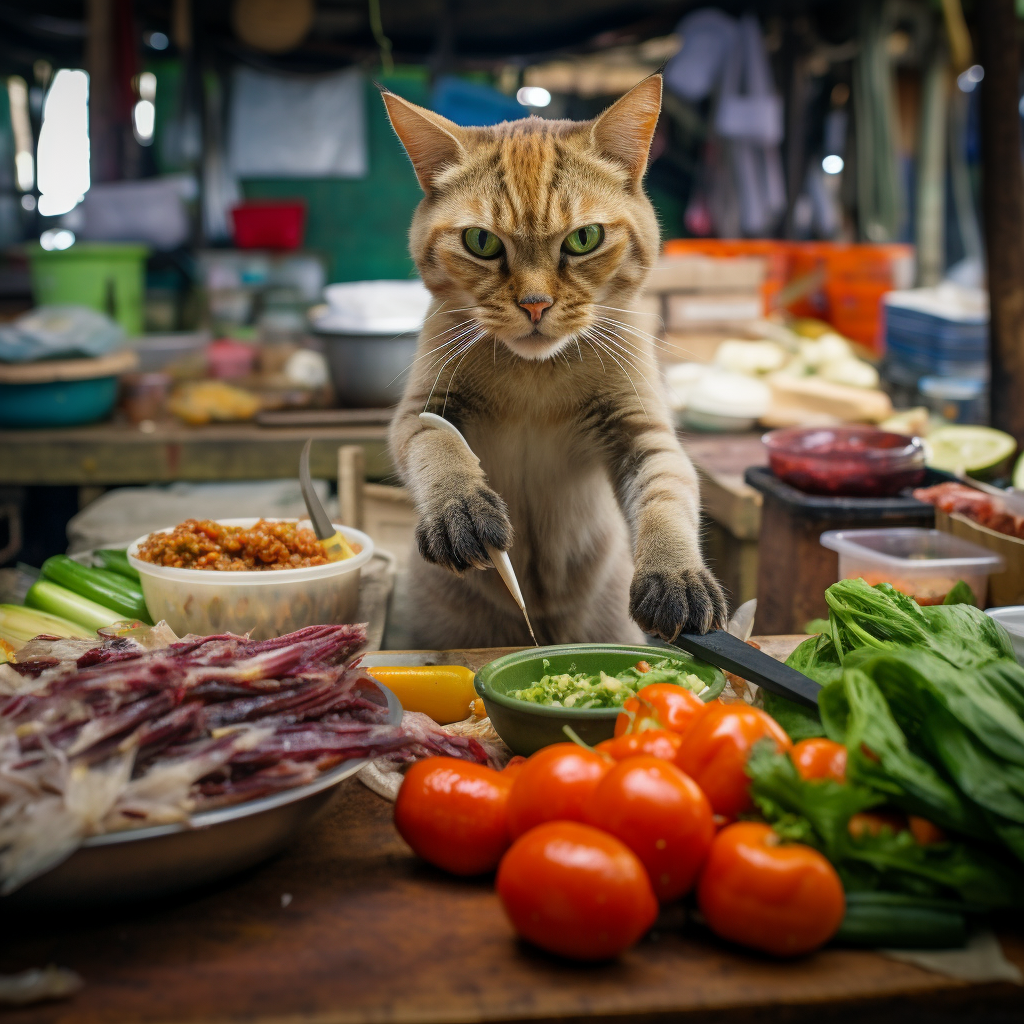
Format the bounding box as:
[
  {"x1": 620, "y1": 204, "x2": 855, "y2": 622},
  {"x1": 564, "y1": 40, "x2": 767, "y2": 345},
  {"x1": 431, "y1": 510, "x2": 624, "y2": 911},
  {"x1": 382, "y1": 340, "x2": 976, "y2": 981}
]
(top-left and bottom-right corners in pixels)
[
  {"x1": 2, "y1": 642, "x2": 1021, "y2": 1024},
  {"x1": 2, "y1": 785, "x2": 1020, "y2": 1024},
  {"x1": 0, "y1": 420, "x2": 392, "y2": 486}
]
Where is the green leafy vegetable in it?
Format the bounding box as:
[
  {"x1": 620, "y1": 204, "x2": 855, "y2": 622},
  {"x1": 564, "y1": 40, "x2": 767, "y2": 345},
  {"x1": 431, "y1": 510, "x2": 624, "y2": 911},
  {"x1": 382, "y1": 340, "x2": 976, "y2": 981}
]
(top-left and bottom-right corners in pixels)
[
  {"x1": 943, "y1": 580, "x2": 976, "y2": 606},
  {"x1": 747, "y1": 744, "x2": 1024, "y2": 908}
]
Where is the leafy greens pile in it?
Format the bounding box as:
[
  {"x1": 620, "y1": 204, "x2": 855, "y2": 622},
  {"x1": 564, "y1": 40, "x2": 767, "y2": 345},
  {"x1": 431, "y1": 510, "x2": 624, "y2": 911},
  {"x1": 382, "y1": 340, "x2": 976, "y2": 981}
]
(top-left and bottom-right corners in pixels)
[{"x1": 752, "y1": 578, "x2": 1024, "y2": 909}]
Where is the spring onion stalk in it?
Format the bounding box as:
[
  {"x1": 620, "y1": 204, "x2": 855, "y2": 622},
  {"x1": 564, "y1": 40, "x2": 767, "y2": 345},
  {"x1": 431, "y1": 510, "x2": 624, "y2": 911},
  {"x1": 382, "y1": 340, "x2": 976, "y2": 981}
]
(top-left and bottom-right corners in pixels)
[
  {"x1": 41, "y1": 555, "x2": 151, "y2": 624},
  {"x1": 25, "y1": 580, "x2": 126, "y2": 633},
  {"x1": 0, "y1": 603, "x2": 93, "y2": 650},
  {"x1": 95, "y1": 548, "x2": 141, "y2": 583}
]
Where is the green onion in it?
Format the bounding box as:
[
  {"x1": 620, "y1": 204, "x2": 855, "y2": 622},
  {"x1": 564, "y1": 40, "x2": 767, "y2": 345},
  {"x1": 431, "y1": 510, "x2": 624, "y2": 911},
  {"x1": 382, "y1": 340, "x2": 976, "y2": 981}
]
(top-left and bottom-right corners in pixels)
[
  {"x1": 0, "y1": 603, "x2": 93, "y2": 649},
  {"x1": 94, "y1": 548, "x2": 141, "y2": 583},
  {"x1": 25, "y1": 580, "x2": 127, "y2": 633},
  {"x1": 41, "y1": 554, "x2": 151, "y2": 624}
]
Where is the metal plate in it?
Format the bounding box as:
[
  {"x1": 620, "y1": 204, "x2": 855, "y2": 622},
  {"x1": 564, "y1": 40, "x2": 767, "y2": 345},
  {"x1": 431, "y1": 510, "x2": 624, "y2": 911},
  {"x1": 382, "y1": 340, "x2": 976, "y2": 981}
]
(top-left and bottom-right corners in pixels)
[{"x1": 7, "y1": 680, "x2": 400, "y2": 907}]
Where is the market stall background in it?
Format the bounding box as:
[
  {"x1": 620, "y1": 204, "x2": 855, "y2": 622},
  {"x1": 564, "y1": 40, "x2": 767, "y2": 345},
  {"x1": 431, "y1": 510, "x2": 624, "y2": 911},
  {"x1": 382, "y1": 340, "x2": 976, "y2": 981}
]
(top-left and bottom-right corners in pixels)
[{"x1": 3, "y1": 0, "x2": 1024, "y2": 1017}]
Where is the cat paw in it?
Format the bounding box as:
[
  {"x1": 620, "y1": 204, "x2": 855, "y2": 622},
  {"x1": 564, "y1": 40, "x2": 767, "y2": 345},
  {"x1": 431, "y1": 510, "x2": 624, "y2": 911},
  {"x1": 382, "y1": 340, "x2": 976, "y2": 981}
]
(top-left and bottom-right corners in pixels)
[
  {"x1": 415, "y1": 486, "x2": 513, "y2": 574},
  {"x1": 629, "y1": 566, "x2": 728, "y2": 641}
]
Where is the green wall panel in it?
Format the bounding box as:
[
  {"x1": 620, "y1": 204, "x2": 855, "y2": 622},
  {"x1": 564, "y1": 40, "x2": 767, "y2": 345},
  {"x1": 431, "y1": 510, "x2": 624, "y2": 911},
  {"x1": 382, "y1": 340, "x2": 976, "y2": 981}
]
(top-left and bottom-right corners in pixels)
[{"x1": 242, "y1": 70, "x2": 427, "y2": 283}]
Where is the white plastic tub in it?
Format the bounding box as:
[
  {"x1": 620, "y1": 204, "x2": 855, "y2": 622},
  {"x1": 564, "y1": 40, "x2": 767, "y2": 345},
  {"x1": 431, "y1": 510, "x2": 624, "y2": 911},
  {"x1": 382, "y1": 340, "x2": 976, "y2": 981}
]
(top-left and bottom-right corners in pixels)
[
  {"x1": 984, "y1": 606, "x2": 1024, "y2": 664},
  {"x1": 127, "y1": 518, "x2": 373, "y2": 640},
  {"x1": 820, "y1": 527, "x2": 1005, "y2": 607}
]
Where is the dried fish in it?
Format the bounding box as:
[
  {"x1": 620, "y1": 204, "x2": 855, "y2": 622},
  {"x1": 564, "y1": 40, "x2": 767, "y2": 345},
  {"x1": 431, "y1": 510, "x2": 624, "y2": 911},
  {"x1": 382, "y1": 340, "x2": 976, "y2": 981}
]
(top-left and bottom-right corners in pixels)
[{"x1": 0, "y1": 623, "x2": 488, "y2": 894}]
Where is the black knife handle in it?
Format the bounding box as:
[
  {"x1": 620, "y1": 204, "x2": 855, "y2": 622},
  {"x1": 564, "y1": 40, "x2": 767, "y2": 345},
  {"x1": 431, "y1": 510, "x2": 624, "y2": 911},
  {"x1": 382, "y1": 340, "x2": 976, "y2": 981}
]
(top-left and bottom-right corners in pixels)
[{"x1": 671, "y1": 630, "x2": 821, "y2": 708}]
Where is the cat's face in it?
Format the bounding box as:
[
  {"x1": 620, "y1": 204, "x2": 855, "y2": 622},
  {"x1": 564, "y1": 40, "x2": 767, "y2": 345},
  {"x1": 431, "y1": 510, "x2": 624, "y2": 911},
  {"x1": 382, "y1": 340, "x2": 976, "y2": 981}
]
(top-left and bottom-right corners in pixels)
[{"x1": 384, "y1": 78, "x2": 662, "y2": 362}]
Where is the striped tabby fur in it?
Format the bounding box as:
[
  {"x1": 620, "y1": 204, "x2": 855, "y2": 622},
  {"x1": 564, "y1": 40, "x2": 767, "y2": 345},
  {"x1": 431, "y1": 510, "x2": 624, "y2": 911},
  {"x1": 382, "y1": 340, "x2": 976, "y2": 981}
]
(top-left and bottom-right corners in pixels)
[{"x1": 382, "y1": 76, "x2": 726, "y2": 648}]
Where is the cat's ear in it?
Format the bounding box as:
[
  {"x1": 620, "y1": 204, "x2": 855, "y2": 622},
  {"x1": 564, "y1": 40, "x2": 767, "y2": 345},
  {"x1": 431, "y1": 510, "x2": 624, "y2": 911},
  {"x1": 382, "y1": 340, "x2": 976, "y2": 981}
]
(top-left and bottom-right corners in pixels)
[
  {"x1": 380, "y1": 89, "x2": 464, "y2": 193},
  {"x1": 591, "y1": 75, "x2": 663, "y2": 182}
]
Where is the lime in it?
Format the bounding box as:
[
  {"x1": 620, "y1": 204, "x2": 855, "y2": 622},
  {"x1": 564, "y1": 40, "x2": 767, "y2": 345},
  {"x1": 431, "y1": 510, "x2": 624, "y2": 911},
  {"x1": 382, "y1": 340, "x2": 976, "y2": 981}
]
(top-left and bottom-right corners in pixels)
[
  {"x1": 923, "y1": 425, "x2": 1017, "y2": 475},
  {"x1": 1014, "y1": 451, "x2": 1024, "y2": 490}
]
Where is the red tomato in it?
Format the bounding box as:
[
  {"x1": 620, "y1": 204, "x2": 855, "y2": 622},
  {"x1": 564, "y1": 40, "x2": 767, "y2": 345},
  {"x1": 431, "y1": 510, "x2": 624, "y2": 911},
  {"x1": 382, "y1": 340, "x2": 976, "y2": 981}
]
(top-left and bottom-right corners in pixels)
[
  {"x1": 595, "y1": 729, "x2": 683, "y2": 762},
  {"x1": 675, "y1": 704, "x2": 791, "y2": 817},
  {"x1": 496, "y1": 821, "x2": 658, "y2": 960},
  {"x1": 791, "y1": 738, "x2": 847, "y2": 783},
  {"x1": 506, "y1": 743, "x2": 610, "y2": 839},
  {"x1": 614, "y1": 683, "x2": 708, "y2": 737},
  {"x1": 908, "y1": 816, "x2": 946, "y2": 845},
  {"x1": 697, "y1": 822, "x2": 846, "y2": 957},
  {"x1": 394, "y1": 758, "x2": 512, "y2": 875},
  {"x1": 847, "y1": 810, "x2": 908, "y2": 839},
  {"x1": 502, "y1": 755, "x2": 527, "y2": 778},
  {"x1": 583, "y1": 755, "x2": 714, "y2": 902}
]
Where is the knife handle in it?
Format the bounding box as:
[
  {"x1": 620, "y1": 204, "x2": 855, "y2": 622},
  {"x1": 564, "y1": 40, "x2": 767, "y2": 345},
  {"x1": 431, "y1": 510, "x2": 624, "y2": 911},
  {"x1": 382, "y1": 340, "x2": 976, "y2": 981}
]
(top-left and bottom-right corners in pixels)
[{"x1": 671, "y1": 630, "x2": 821, "y2": 709}]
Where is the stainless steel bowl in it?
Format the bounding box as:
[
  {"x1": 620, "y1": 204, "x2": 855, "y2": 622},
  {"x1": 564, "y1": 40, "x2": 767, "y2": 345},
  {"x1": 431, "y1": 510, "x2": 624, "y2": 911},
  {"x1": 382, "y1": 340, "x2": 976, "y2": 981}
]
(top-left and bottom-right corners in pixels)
[
  {"x1": 318, "y1": 329, "x2": 418, "y2": 408},
  {"x1": 7, "y1": 680, "x2": 400, "y2": 906}
]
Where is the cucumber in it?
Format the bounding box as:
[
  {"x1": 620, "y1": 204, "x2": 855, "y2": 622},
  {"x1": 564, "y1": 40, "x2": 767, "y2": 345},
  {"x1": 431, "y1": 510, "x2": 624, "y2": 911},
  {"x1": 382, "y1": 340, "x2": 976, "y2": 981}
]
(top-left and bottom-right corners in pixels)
[
  {"x1": 41, "y1": 555, "x2": 151, "y2": 624},
  {"x1": 95, "y1": 548, "x2": 140, "y2": 583},
  {"x1": 834, "y1": 892, "x2": 969, "y2": 949},
  {"x1": 25, "y1": 579, "x2": 128, "y2": 633}
]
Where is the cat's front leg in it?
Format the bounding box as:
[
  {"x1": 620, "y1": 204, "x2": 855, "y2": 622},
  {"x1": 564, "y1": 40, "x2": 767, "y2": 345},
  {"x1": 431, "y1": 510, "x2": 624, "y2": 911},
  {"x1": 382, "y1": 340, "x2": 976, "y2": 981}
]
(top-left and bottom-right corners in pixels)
[
  {"x1": 393, "y1": 422, "x2": 513, "y2": 575},
  {"x1": 604, "y1": 416, "x2": 727, "y2": 639}
]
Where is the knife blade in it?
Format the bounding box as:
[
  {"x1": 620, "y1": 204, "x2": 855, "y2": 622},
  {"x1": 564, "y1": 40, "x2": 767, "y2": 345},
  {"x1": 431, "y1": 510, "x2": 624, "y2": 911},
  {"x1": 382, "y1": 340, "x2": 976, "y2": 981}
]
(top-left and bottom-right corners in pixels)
[
  {"x1": 671, "y1": 629, "x2": 821, "y2": 708},
  {"x1": 299, "y1": 439, "x2": 355, "y2": 561},
  {"x1": 299, "y1": 439, "x2": 334, "y2": 540}
]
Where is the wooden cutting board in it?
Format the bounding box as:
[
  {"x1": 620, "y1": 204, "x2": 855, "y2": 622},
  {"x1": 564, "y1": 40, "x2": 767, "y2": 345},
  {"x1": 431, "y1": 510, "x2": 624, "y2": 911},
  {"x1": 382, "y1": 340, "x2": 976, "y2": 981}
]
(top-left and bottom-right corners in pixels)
[{"x1": 1, "y1": 642, "x2": 1021, "y2": 1024}]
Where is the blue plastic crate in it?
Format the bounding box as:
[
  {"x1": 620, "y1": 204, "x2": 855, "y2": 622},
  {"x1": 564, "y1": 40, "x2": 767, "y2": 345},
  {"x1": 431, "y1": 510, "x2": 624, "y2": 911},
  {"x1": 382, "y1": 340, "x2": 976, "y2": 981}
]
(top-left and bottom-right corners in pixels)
[{"x1": 431, "y1": 77, "x2": 525, "y2": 127}]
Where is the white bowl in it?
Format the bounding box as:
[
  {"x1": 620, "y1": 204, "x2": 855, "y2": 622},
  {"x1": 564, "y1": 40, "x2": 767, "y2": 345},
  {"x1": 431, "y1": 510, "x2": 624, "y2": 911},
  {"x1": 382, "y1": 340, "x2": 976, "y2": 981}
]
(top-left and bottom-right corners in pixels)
[
  {"x1": 128, "y1": 517, "x2": 374, "y2": 640},
  {"x1": 985, "y1": 606, "x2": 1024, "y2": 665}
]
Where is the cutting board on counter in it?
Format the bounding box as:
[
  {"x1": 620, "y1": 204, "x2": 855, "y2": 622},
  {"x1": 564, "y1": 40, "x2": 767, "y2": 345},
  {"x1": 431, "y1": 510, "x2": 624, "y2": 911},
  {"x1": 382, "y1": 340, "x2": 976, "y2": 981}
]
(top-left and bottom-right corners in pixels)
[{"x1": 2, "y1": 640, "x2": 1021, "y2": 1024}]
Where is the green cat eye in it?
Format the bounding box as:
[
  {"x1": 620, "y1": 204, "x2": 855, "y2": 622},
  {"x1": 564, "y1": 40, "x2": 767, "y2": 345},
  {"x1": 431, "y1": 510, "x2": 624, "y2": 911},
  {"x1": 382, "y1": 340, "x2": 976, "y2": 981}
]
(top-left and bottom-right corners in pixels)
[
  {"x1": 562, "y1": 224, "x2": 604, "y2": 255},
  {"x1": 462, "y1": 227, "x2": 504, "y2": 259}
]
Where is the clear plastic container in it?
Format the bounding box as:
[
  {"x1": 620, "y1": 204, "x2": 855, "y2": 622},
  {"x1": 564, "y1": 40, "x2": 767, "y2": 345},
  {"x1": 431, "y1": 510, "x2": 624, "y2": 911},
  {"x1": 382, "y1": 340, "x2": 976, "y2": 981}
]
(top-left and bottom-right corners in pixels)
[
  {"x1": 127, "y1": 518, "x2": 374, "y2": 640},
  {"x1": 820, "y1": 527, "x2": 1005, "y2": 606}
]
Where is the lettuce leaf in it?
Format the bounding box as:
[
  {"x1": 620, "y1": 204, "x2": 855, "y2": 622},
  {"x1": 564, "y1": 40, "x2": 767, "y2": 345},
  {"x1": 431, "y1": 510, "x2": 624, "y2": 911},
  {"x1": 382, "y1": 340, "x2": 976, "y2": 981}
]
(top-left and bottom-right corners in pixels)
[{"x1": 747, "y1": 744, "x2": 1024, "y2": 908}]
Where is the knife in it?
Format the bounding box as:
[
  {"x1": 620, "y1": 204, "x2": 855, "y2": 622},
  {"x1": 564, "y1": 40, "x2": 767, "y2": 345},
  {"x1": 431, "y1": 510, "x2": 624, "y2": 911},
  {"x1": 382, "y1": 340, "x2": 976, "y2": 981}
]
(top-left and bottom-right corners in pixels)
[
  {"x1": 418, "y1": 412, "x2": 539, "y2": 646},
  {"x1": 299, "y1": 439, "x2": 356, "y2": 561},
  {"x1": 671, "y1": 629, "x2": 821, "y2": 708}
]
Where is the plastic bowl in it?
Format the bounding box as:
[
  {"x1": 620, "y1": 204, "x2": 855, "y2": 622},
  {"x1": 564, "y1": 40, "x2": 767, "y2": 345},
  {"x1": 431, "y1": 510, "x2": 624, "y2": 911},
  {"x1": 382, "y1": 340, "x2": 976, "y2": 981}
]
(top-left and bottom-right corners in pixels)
[
  {"x1": 127, "y1": 518, "x2": 373, "y2": 640},
  {"x1": 984, "y1": 606, "x2": 1024, "y2": 664},
  {"x1": 763, "y1": 426, "x2": 926, "y2": 497},
  {"x1": 0, "y1": 377, "x2": 119, "y2": 427},
  {"x1": 475, "y1": 644, "x2": 725, "y2": 756}
]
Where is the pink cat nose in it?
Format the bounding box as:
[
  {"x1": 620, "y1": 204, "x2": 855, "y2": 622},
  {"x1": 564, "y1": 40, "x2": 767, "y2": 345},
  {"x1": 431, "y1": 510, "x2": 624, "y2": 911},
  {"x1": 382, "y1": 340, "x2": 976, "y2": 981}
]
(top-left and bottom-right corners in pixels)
[{"x1": 518, "y1": 295, "x2": 554, "y2": 324}]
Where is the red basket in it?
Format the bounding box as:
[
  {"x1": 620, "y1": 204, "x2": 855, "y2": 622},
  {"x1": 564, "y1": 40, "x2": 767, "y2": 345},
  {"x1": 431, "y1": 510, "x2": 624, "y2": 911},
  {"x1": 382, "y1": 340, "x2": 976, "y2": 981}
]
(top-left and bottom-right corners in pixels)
[{"x1": 230, "y1": 202, "x2": 307, "y2": 250}]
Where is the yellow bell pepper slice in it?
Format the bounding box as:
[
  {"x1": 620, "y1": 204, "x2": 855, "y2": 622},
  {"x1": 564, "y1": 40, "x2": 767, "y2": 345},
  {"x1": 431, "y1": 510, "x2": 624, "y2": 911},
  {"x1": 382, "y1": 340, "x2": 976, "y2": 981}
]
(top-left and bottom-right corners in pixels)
[{"x1": 366, "y1": 665, "x2": 478, "y2": 724}]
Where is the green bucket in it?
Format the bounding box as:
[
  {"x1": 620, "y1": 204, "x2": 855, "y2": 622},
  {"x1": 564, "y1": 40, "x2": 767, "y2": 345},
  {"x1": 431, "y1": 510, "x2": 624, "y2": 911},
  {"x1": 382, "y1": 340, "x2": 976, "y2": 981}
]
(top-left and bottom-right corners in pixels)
[{"x1": 28, "y1": 242, "x2": 148, "y2": 336}]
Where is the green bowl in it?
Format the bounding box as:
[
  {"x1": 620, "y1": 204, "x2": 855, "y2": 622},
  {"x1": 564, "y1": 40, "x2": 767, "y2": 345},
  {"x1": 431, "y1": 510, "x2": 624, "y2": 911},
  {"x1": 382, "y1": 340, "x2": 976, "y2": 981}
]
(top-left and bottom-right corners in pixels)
[{"x1": 474, "y1": 644, "x2": 725, "y2": 756}]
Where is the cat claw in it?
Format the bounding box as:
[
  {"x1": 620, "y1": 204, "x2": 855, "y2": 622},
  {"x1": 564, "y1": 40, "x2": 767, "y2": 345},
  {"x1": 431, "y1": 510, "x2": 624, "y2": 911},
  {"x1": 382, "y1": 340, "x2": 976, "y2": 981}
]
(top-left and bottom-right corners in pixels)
[
  {"x1": 629, "y1": 566, "x2": 728, "y2": 641},
  {"x1": 416, "y1": 486, "x2": 513, "y2": 575}
]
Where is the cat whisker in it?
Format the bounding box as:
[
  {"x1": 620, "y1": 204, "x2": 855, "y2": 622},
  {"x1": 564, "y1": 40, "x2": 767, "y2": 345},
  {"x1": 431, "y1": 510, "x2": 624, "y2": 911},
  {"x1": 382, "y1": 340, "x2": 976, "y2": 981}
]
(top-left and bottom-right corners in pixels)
[
  {"x1": 591, "y1": 303, "x2": 666, "y2": 328},
  {"x1": 588, "y1": 325, "x2": 659, "y2": 395},
  {"x1": 441, "y1": 330, "x2": 487, "y2": 416},
  {"x1": 584, "y1": 334, "x2": 648, "y2": 416},
  {"x1": 389, "y1": 321, "x2": 481, "y2": 387},
  {"x1": 417, "y1": 318, "x2": 477, "y2": 349},
  {"x1": 578, "y1": 329, "x2": 606, "y2": 373},
  {"x1": 592, "y1": 315, "x2": 674, "y2": 355}
]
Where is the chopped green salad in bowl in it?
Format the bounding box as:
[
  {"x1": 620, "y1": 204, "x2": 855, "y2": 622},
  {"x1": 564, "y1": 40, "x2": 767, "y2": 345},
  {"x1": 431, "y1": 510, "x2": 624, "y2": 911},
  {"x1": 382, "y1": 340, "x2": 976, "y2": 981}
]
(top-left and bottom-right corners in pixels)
[
  {"x1": 508, "y1": 657, "x2": 712, "y2": 709},
  {"x1": 476, "y1": 644, "x2": 725, "y2": 755}
]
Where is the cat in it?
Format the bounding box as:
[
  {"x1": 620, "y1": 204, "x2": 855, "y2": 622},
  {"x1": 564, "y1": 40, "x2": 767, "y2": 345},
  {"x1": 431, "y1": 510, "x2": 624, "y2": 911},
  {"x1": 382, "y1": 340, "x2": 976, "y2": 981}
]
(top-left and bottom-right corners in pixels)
[{"x1": 382, "y1": 75, "x2": 727, "y2": 649}]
